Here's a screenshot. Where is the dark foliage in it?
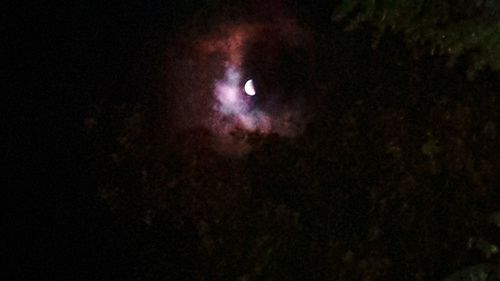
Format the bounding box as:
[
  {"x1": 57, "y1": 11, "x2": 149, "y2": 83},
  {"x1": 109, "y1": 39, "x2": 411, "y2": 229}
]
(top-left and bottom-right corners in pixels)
[{"x1": 86, "y1": 1, "x2": 500, "y2": 280}]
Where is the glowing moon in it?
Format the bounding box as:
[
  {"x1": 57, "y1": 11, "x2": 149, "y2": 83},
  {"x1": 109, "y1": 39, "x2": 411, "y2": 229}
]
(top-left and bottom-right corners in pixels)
[{"x1": 244, "y1": 79, "x2": 256, "y2": 96}]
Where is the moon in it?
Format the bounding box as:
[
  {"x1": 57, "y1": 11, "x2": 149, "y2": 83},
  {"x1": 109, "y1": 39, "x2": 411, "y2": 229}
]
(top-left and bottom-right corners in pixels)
[{"x1": 244, "y1": 79, "x2": 256, "y2": 96}]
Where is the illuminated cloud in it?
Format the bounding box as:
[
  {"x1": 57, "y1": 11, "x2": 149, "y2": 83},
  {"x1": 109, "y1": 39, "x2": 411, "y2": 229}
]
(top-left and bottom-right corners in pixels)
[{"x1": 166, "y1": 19, "x2": 311, "y2": 155}]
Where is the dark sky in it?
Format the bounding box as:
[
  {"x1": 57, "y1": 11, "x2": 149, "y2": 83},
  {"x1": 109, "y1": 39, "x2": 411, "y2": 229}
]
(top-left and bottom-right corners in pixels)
[
  {"x1": 7, "y1": 2, "x2": 203, "y2": 280},
  {"x1": 7, "y1": 1, "x2": 337, "y2": 280}
]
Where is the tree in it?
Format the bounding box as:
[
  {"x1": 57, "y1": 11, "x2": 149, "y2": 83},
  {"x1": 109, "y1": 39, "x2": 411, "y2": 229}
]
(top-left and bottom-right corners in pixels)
[{"x1": 334, "y1": 0, "x2": 500, "y2": 77}]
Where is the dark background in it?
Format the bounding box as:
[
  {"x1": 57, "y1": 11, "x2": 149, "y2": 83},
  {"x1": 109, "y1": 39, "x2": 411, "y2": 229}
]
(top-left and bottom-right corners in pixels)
[
  {"x1": 6, "y1": 1, "x2": 499, "y2": 280},
  {"x1": 7, "y1": 1, "x2": 209, "y2": 280}
]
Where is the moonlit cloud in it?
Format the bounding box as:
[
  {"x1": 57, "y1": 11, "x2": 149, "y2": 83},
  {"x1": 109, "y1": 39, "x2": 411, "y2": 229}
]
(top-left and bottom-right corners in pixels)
[
  {"x1": 213, "y1": 67, "x2": 266, "y2": 133},
  {"x1": 167, "y1": 20, "x2": 311, "y2": 155},
  {"x1": 214, "y1": 67, "x2": 247, "y2": 115}
]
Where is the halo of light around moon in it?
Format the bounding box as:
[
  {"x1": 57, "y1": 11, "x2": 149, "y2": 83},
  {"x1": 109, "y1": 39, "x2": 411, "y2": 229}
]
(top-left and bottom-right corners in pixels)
[{"x1": 244, "y1": 79, "x2": 256, "y2": 96}]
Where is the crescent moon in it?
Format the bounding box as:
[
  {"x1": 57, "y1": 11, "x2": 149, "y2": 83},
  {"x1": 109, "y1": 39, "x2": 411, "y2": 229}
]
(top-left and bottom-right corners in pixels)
[{"x1": 244, "y1": 79, "x2": 256, "y2": 96}]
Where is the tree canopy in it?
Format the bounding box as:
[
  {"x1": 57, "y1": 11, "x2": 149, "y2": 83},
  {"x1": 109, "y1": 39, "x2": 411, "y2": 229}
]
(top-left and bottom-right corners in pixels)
[
  {"x1": 334, "y1": 0, "x2": 500, "y2": 77},
  {"x1": 87, "y1": 1, "x2": 500, "y2": 280}
]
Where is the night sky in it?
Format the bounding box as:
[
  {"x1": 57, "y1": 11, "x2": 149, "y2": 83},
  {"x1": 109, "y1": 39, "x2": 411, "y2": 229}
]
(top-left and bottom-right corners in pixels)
[
  {"x1": 7, "y1": 1, "x2": 499, "y2": 280},
  {"x1": 8, "y1": 2, "x2": 208, "y2": 279}
]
